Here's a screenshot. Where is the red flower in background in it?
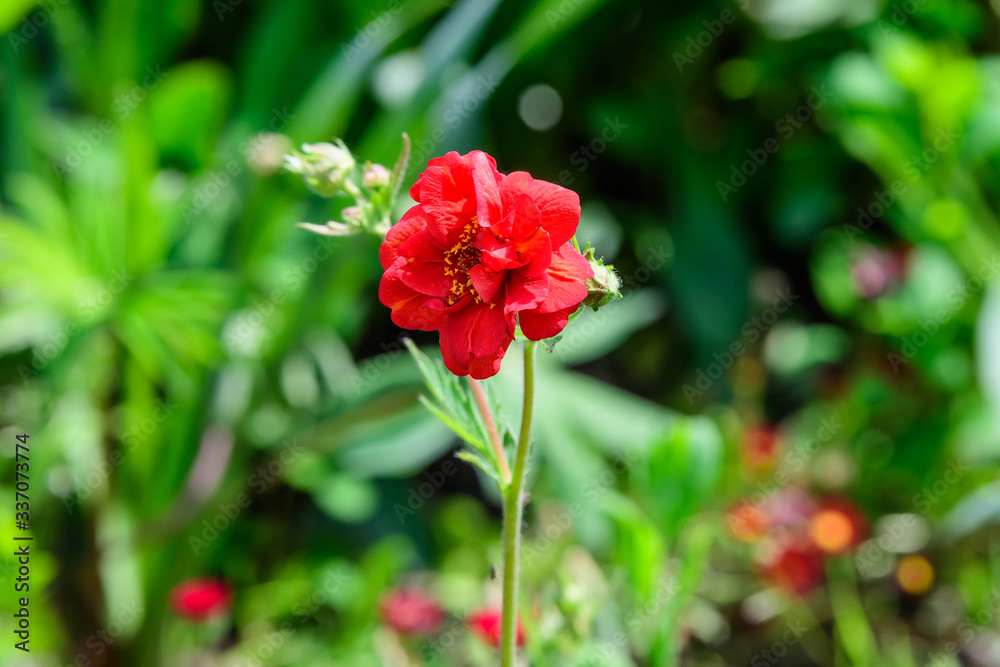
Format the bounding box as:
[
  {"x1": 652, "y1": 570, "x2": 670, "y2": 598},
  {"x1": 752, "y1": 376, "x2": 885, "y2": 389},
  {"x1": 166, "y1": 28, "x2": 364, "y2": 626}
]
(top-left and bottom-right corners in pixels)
[
  {"x1": 170, "y1": 578, "x2": 232, "y2": 622},
  {"x1": 850, "y1": 243, "x2": 911, "y2": 300},
  {"x1": 468, "y1": 608, "x2": 525, "y2": 647},
  {"x1": 744, "y1": 491, "x2": 867, "y2": 595},
  {"x1": 741, "y1": 424, "x2": 783, "y2": 470},
  {"x1": 379, "y1": 588, "x2": 445, "y2": 636},
  {"x1": 761, "y1": 544, "x2": 825, "y2": 595},
  {"x1": 809, "y1": 497, "x2": 867, "y2": 555},
  {"x1": 379, "y1": 151, "x2": 593, "y2": 378},
  {"x1": 725, "y1": 500, "x2": 770, "y2": 542}
]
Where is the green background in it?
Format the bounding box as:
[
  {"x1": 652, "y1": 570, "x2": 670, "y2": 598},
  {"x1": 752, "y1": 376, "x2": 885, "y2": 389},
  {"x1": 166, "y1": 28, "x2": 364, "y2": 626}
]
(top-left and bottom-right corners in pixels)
[{"x1": 2, "y1": 0, "x2": 1000, "y2": 664}]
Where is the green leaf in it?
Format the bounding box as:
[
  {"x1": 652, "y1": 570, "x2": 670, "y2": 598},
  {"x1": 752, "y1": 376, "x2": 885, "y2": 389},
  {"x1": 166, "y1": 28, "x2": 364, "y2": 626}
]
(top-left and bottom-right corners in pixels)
[
  {"x1": 601, "y1": 491, "x2": 665, "y2": 600},
  {"x1": 418, "y1": 395, "x2": 484, "y2": 450},
  {"x1": 637, "y1": 416, "x2": 722, "y2": 540},
  {"x1": 651, "y1": 521, "x2": 715, "y2": 667},
  {"x1": 0, "y1": 0, "x2": 37, "y2": 35},
  {"x1": 404, "y1": 338, "x2": 506, "y2": 485},
  {"x1": 455, "y1": 450, "x2": 503, "y2": 486},
  {"x1": 329, "y1": 404, "x2": 454, "y2": 478},
  {"x1": 148, "y1": 61, "x2": 232, "y2": 168},
  {"x1": 552, "y1": 290, "x2": 666, "y2": 365}
]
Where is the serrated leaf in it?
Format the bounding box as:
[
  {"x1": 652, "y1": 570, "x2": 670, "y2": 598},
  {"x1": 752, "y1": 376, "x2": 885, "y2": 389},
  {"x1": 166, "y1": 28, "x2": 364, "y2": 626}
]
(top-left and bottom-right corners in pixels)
[
  {"x1": 418, "y1": 395, "x2": 486, "y2": 453},
  {"x1": 404, "y1": 338, "x2": 506, "y2": 485},
  {"x1": 455, "y1": 450, "x2": 503, "y2": 486}
]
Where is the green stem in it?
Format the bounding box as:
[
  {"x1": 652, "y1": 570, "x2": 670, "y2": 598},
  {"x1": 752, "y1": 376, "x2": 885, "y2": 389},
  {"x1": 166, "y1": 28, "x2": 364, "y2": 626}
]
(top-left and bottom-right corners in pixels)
[
  {"x1": 468, "y1": 377, "x2": 511, "y2": 486},
  {"x1": 500, "y1": 341, "x2": 536, "y2": 666},
  {"x1": 343, "y1": 178, "x2": 362, "y2": 199}
]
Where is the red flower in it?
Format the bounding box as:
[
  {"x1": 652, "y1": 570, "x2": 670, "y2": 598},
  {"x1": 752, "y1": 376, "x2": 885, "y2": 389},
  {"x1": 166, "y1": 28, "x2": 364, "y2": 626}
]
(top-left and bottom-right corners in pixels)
[
  {"x1": 170, "y1": 578, "x2": 232, "y2": 622},
  {"x1": 725, "y1": 500, "x2": 769, "y2": 542},
  {"x1": 379, "y1": 588, "x2": 445, "y2": 636},
  {"x1": 467, "y1": 608, "x2": 525, "y2": 647},
  {"x1": 741, "y1": 424, "x2": 782, "y2": 470},
  {"x1": 379, "y1": 151, "x2": 593, "y2": 378},
  {"x1": 760, "y1": 545, "x2": 824, "y2": 595},
  {"x1": 808, "y1": 498, "x2": 866, "y2": 555}
]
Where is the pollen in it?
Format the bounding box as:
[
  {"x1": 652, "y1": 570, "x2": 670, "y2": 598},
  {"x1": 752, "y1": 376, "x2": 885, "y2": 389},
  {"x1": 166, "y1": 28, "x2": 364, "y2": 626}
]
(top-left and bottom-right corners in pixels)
[{"x1": 443, "y1": 217, "x2": 483, "y2": 305}]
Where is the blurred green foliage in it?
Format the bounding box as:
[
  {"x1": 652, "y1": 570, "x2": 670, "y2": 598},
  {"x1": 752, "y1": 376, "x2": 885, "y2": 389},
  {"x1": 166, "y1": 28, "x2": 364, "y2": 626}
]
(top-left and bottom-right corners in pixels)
[{"x1": 2, "y1": 0, "x2": 1000, "y2": 664}]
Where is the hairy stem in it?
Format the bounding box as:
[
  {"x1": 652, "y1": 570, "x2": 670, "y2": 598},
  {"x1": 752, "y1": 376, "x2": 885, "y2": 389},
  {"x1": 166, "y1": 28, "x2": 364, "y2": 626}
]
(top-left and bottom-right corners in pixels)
[
  {"x1": 500, "y1": 341, "x2": 536, "y2": 666},
  {"x1": 468, "y1": 377, "x2": 511, "y2": 486}
]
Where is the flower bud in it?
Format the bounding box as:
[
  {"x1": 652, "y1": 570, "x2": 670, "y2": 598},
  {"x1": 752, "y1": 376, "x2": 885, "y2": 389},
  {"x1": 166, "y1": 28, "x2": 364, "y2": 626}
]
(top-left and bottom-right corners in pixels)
[
  {"x1": 580, "y1": 247, "x2": 621, "y2": 309},
  {"x1": 467, "y1": 608, "x2": 525, "y2": 647},
  {"x1": 246, "y1": 132, "x2": 292, "y2": 175},
  {"x1": 169, "y1": 578, "x2": 232, "y2": 622},
  {"x1": 341, "y1": 205, "x2": 362, "y2": 224},
  {"x1": 285, "y1": 140, "x2": 356, "y2": 197},
  {"x1": 380, "y1": 588, "x2": 445, "y2": 636},
  {"x1": 363, "y1": 163, "x2": 391, "y2": 189}
]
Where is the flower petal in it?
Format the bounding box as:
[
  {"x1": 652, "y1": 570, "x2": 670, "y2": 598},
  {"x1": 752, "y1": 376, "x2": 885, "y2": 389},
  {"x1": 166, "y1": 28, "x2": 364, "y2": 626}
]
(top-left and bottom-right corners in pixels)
[
  {"x1": 534, "y1": 242, "x2": 593, "y2": 313},
  {"x1": 471, "y1": 151, "x2": 503, "y2": 228},
  {"x1": 519, "y1": 306, "x2": 573, "y2": 341},
  {"x1": 379, "y1": 263, "x2": 445, "y2": 331},
  {"x1": 410, "y1": 153, "x2": 476, "y2": 247},
  {"x1": 397, "y1": 228, "x2": 445, "y2": 262},
  {"x1": 500, "y1": 172, "x2": 580, "y2": 247},
  {"x1": 508, "y1": 193, "x2": 542, "y2": 241},
  {"x1": 440, "y1": 301, "x2": 513, "y2": 378},
  {"x1": 381, "y1": 208, "x2": 429, "y2": 269},
  {"x1": 506, "y1": 272, "x2": 548, "y2": 313},
  {"x1": 478, "y1": 230, "x2": 521, "y2": 271},
  {"x1": 469, "y1": 264, "x2": 507, "y2": 304},
  {"x1": 397, "y1": 259, "x2": 451, "y2": 298},
  {"x1": 517, "y1": 227, "x2": 552, "y2": 276}
]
